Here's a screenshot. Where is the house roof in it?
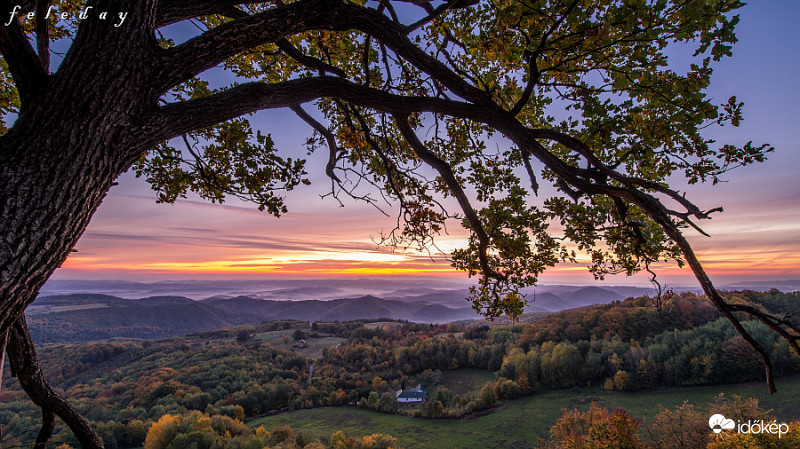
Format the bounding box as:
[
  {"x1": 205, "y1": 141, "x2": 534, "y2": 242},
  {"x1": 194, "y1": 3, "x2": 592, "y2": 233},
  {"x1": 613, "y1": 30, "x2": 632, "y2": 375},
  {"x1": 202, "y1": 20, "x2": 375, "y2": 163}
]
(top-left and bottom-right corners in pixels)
[{"x1": 396, "y1": 384, "x2": 426, "y2": 399}]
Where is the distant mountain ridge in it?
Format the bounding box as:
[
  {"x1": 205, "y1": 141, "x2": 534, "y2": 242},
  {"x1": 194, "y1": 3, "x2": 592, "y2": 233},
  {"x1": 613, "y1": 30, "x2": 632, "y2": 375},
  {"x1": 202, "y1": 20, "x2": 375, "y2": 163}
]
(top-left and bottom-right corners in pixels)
[
  {"x1": 27, "y1": 293, "x2": 478, "y2": 343},
  {"x1": 26, "y1": 284, "x2": 658, "y2": 343}
]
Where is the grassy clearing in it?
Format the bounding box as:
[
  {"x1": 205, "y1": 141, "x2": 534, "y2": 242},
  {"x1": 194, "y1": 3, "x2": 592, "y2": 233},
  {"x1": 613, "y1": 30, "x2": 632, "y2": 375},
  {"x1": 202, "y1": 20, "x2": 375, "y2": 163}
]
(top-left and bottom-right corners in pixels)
[
  {"x1": 249, "y1": 375, "x2": 800, "y2": 449},
  {"x1": 439, "y1": 370, "x2": 494, "y2": 397},
  {"x1": 27, "y1": 303, "x2": 110, "y2": 314},
  {"x1": 298, "y1": 336, "x2": 347, "y2": 359},
  {"x1": 254, "y1": 330, "x2": 345, "y2": 360}
]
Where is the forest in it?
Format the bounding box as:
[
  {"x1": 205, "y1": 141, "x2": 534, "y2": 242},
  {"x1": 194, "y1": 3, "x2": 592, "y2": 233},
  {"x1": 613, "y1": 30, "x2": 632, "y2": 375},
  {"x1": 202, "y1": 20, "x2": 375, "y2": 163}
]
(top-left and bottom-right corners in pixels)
[{"x1": 1, "y1": 289, "x2": 798, "y2": 448}]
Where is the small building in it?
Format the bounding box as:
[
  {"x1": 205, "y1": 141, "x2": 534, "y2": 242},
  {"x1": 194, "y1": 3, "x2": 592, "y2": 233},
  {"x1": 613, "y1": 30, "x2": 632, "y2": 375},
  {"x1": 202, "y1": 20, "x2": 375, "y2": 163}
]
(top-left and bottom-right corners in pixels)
[{"x1": 395, "y1": 384, "x2": 427, "y2": 403}]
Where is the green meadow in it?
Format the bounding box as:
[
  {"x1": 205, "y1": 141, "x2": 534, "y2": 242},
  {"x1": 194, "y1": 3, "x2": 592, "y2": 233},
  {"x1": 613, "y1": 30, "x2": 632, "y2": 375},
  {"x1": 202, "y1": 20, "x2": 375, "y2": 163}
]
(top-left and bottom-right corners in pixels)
[{"x1": 249, "y1": 374, "x2": 800, "y2": 449}]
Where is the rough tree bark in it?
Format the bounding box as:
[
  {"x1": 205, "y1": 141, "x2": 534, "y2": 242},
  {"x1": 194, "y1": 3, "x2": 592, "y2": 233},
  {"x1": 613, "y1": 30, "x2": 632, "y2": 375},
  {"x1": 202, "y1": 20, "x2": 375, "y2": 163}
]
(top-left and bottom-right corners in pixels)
[
  {"x1": 1, "y1": 3, "x2": 163, "y2": 445},
  {"x1": 0, "y1": 0, "x2": 160, "y2": 337}
]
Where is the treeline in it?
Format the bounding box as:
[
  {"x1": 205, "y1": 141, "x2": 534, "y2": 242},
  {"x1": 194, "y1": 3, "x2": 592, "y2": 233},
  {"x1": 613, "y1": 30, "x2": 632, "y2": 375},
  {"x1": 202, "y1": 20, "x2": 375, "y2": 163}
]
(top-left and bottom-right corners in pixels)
[{"x1": 495, "y1": 291, "x2": 800, "y2": 395}]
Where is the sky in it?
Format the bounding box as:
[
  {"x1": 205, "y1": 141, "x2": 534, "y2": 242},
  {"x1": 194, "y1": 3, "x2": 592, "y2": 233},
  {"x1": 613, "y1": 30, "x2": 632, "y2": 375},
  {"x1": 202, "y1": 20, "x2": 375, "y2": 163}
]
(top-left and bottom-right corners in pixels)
[{"x1": 52, "y1": 1, "x2": 800, "y2": 288}]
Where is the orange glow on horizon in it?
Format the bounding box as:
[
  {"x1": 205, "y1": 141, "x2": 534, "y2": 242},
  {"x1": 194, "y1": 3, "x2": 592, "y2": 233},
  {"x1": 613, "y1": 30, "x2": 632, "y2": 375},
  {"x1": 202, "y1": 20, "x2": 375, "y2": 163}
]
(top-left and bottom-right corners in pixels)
[
  {"x1": 59, "y1": 253, "x2": 463, "y2": 277},
  {"x1": 59, "y1": 246, "x2": 800, "y2": 281}
]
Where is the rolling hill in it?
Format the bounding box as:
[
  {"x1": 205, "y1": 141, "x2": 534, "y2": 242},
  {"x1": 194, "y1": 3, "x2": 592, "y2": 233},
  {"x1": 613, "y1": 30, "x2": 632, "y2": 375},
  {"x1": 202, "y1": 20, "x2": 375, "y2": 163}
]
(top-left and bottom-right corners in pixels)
[
  {"x1": 26, "y1": 284, "x2": 649, "y2": 343},
  {"x1": 27, "y1": 293, "x2": 477, "y2": 343}
]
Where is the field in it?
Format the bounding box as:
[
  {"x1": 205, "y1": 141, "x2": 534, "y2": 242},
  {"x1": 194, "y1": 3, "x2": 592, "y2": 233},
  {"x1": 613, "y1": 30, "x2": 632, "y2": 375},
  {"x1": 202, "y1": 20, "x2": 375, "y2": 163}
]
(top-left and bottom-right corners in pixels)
[
  {"x1": 439, "y1": 369, "x2": 495, "y2": 396},
  {"x1": 255, "y1": 329, "x2": 346, "y2": 359},
  {"x1": 26, "y1": 303, "x2": 110, "y2": 314},
  {"x1": 249, "y1": 374, "x2": 800, "y2": 449}
]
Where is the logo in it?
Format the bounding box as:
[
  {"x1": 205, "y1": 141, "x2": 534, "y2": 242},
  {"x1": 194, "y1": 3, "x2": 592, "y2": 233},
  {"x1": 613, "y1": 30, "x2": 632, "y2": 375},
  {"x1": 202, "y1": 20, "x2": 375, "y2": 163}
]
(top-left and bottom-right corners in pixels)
[
  {"x1": 708, "y1": 414, "x2": 735, "y2": 434},
  {"x1": 708, "y1": 414, "x2": 790, "y2": 438}
]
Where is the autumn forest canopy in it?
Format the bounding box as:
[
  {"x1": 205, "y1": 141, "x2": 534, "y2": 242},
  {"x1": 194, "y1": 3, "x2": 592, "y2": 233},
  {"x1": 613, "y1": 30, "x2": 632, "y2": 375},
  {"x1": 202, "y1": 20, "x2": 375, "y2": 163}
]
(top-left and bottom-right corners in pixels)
[{"x1": 1, "y1": 0, "x2": 799, "y2": 447}]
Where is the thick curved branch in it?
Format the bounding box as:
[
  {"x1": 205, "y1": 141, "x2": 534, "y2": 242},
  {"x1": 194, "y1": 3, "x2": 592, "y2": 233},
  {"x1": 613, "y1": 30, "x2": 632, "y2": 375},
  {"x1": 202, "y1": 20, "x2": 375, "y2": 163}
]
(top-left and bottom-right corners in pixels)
[
  {"x1": 168, "y1": 0, "x2": 490, "y2": 104},
  {"x1": 342, "y1": 1, "x2": 490, "y2": 106},
  {"x1": 156, "y1": 0, "x2": 268, "y2": 27},
  {"x1": 0, "y1": 9, "x2": 48, "y2": 106},
  {"x1": 139, "y1": 77, "x2": 494, "y2": 146},
  {"x1": 7, "y1": 317, "x2": 104, "y2": 449},
  {"x1": 155, "y1": 0, "x2": 490, "y2": 110},
  {"x1": 143, "y1": 79, "x2": 664, "y2": 214},
  {"x1": 145, "y1": 77, "x2": 735, "y2": 263},
  {"x1": 154, "y1": 0, "x2": 348, "y2": 94}
]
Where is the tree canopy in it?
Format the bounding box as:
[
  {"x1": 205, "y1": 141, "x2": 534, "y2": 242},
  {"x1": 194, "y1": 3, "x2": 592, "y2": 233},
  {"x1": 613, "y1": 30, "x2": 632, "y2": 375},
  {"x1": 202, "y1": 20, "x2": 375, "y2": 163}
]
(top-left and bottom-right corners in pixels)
[{"x1": 1, "y1": 0, "x2": 798, "y2": 447}]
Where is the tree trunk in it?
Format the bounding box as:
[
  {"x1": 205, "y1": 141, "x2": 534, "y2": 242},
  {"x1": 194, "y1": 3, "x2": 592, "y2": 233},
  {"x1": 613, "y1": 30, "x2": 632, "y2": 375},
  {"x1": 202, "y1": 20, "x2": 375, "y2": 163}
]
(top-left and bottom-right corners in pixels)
[
  {"x1": 0, "y1": 123, "x2": 122, "y2": 334},
  {"x1": 0, "y1": 0, "x2": 158, "y2": 337},
  {"x1": 0, "y1": 4, "x2": 158, "y2": 447}
]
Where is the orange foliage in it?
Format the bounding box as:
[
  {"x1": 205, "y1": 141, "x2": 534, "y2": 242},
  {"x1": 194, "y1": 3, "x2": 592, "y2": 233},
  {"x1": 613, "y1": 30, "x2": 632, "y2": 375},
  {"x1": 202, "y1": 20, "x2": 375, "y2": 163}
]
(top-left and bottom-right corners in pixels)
[{"x1": 549, "y1": 405, "x2": 646, "y2": 449}]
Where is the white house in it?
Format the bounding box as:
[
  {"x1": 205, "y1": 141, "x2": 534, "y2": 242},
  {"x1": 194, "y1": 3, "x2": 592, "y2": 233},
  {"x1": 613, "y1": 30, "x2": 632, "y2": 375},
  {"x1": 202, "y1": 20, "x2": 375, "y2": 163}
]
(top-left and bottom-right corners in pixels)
[{"x1": 395, "y1": 384, "x2": 426, "y2": 403}]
